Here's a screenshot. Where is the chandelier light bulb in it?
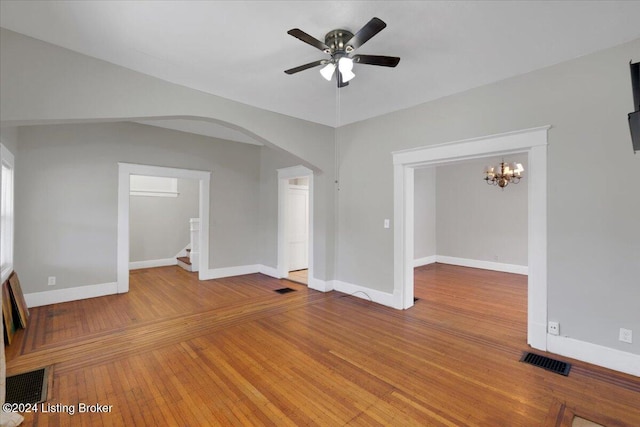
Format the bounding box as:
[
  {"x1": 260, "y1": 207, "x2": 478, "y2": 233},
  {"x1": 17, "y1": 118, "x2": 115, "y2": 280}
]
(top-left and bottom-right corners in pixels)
[{"x1": 483, "y1": 160, "x2": 524, "y2": 189}]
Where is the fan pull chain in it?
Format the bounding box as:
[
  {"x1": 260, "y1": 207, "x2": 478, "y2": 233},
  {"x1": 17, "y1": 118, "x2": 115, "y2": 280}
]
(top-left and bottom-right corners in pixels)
[{"x1": 335, "y1": 81, "x2": 341, "y2": 191}]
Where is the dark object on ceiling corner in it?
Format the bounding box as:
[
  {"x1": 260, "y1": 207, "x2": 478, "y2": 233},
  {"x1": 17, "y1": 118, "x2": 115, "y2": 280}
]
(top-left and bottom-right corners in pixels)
[
  {"x1": 629, "y1": 110, "x2": 639, "y2": 153},
  {"x1": 630, "y1": 61, "x2": 639, "y2": 110},
  {"x1": 629, "y1": 61, "x2": 640, "y2": 153}
]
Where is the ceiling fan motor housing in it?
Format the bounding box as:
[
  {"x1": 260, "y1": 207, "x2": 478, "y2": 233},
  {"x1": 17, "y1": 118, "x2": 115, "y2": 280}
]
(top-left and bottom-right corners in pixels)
[{"x1": 324, "y1": 30, "x2": 355, "y2": 55}]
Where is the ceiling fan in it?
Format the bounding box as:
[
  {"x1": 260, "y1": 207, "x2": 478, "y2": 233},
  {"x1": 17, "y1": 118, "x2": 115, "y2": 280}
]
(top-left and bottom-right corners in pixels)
[{"x1": 285, "y1": 17, "x2": 400, "y2": 88}]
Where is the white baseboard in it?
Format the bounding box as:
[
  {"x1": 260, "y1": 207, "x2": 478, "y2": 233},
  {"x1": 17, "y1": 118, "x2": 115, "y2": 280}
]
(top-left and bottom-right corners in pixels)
[
  {"x1": 436, "y1": 255, "x2": 528, "y2": 275},
  {"x1": 308, "y1": 277, "x2": 334, "y2": 292},
  {"x1": 528, "y1": 321, "x2": 548, "y2": 351},
  {"x1": 413, "y1": 255, "x2": 436, "y2": 267},
  {"x1": 333, "y1": 280, "x2": 396, "y2": 308},
  {"x1": 129, "y1": 258, "x2": 177, "y2": 270},
  {"x1": 24, "y1": 282, "x2": 118, "y2": 308},
  {"x1": 547, "y1": 334, "x2": 640, "y2": 377},
  {"x1": 259, "y1": 265, "x2": 283, "y2": 279},
  {"x1": 199, "y1": 264, "x2": 260, "y2": 280},
  {"x1": 259, "y1": 265, "x2": 332, "y2": 292}
]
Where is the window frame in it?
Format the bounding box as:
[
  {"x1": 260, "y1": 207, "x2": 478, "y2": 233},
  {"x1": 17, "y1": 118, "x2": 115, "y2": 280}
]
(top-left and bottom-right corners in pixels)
[{"x1": 1, "y1": 143, "x2": 15, "y2": 283}]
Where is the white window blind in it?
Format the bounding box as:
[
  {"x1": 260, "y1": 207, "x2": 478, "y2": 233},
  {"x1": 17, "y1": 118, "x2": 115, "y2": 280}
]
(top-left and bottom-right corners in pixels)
[{"x1": 130, "y1": 175, "x2": 178, "y2": 197}]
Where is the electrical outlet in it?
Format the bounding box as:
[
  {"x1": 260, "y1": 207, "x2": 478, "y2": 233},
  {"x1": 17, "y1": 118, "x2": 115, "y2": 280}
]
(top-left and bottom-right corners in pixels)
[
  {"x1": 548, "y1": 321, "x2": 560, "y2": 336},
  {"x1": 48, "y1": 276, "x2": 56, "y2": 286},
  {"x1": 619, "y1": 328, "x2": 633, "y2": 344},
  {"x1": 384, "y1": 219, "x2": 390, "y2": 229}
]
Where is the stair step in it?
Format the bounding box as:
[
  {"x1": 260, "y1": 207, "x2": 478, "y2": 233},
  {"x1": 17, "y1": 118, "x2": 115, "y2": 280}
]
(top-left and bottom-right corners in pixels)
[{"x1": 177, "y1": 256, "x2": 191, "y2": 265}]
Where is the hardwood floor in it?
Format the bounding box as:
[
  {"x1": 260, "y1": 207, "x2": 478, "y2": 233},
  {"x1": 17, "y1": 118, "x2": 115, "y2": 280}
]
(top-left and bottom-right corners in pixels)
[
  {"x1": 287, "y1": 269, "x2": 308, "y2": 285},
  {"x1": 5, "y1": 264, "x2": 639, "y2": 426}
]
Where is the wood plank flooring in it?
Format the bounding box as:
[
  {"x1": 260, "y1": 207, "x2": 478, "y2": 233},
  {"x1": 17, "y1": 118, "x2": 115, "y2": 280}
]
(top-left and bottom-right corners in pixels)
[
  {"x1": 5, "y1": 264, "x2": 640, "y2": 426},
  {"x1": 287, "y1": 269, "x2": 308, "y2": 285}
]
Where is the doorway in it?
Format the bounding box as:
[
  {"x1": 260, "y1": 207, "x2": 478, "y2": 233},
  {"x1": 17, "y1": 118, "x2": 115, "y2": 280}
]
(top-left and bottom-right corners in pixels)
[
  {"x1": 393, "y1": 126, "x2": 549, "y2": 351},
  {"x1": 128, "y1": 175, "x2": 200, "y2": 271},
  {"x1": 412, "y1": 155, "x2": 529, "y2": 342},
  {"x1": 413, "y1": 154, "x2": 529, "y2": 278},
  {"x1": 286, "y1": 177, "x2": 309, "y2": 284},
  {"x1": 117, "y1": 163, "x2": 211, "y2": 293},
  {"x1": 277, "y1": 165, "x2": 314, "y2": 286}
]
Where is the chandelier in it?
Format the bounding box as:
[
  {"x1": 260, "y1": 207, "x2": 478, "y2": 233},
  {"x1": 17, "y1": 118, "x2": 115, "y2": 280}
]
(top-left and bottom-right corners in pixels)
[{"x1": 484, "y1": 160, "x2": 524, "y2": 188}]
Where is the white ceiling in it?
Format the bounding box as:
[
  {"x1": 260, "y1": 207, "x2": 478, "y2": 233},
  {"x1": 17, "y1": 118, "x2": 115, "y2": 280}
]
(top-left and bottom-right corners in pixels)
[{"x1": 2, "y1": 1, "x2": 640, "y2": 137}]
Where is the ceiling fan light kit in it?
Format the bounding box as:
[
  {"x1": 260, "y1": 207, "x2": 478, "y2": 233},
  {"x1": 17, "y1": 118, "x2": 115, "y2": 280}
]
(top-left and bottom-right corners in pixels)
[
  {"x1": 285, "y1": 17, "x2": 400, "y2": 87},
  {"x1": 320, "y1": 63, "x2": 336, "y2": 81}
]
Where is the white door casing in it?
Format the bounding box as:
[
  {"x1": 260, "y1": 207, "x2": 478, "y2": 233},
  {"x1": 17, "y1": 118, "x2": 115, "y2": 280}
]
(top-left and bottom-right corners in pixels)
[
  {"x1": 118, "y1": 163, "x2": 211, "y2": 293},
  {"x1": 392, "y1": 126, "x2": 549, "y2": 351},
  {"x1": 277, "y1": 166, "x2": 320, "y2": 289},
  {"x1": 287, "y1": 184, "x2": 309, "y2": 272}
]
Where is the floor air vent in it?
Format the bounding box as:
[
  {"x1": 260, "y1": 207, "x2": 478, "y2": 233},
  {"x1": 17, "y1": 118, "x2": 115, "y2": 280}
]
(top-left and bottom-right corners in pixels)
[
  {"x1": 274, "y1": 287, "x2": 296, "y2": 294},
  {"x1": 6, "y1": 367, "x2": 50, "y2": 404},
  {"x1": 520, "y1": 352, "x2": 571, "y2": 376}
]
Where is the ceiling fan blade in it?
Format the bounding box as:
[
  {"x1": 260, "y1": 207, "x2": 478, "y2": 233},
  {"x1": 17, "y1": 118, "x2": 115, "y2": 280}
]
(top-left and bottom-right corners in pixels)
[
  {"x1": 287, "y1": 28, "x2": 330, "y2": 52},
  {"x1": 353, "y1": 54, "x2": 400, "y2": 67},
  {"x1": 284, "y1": 60, "x2": 327, "y2": 75},
  {"x1": 346, "y1": 17, "x2": 386, "y2": 51}
]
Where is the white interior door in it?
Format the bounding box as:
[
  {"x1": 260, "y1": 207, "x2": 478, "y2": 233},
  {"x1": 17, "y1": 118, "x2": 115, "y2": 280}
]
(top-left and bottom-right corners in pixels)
[{"x1": 287, "y1": 184, "x2": 309, "y2": 271}]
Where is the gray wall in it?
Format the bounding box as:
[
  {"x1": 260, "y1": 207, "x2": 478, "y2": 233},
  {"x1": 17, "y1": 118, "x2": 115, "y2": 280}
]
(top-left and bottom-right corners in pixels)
[
  {"x1": 257, "y1": 146, "x2": 335, "y2": 281},
  {"x1": 0, "y1": 127, "x2": 18, "y2": 154},
  {"x1": 257, "y1": 146, "x2": 305, "y2": 270},
  {"x1": 0, "y1": 28, "x2": 334, "y2": 172},
  {"x1": 435, "y1": 155, "x2": 528, "y2": 266},
  {"x1": 130, "y1": 178, "x2": 199, "y2": 262},
  {"x1": 414, "y1": 167, "x2": 436, "y2": 260},
  {"x1": 0, "y1": 28, "x2": 336, "y2": 284},
  {"x1": 338, "y1": 38, "x2": 640, "y2": 354},
  {"x1": 15, "y1": 122, "x2": 261, "y2": 293}
]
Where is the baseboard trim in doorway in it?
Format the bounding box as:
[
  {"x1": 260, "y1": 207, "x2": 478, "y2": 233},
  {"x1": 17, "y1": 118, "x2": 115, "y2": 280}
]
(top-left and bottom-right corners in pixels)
[
  {"x1": 435, "y1": 255, "x2": 528, "y2": 275},
  {"x1": 412, "y1": 255, "x2": 527, "y2": 275},
  {"x1": 413, "y1": 256, "x2": 436, "y2": 267},
  {"x1": 129, "y1": 258, "x2": 177, "y2": 270}
]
